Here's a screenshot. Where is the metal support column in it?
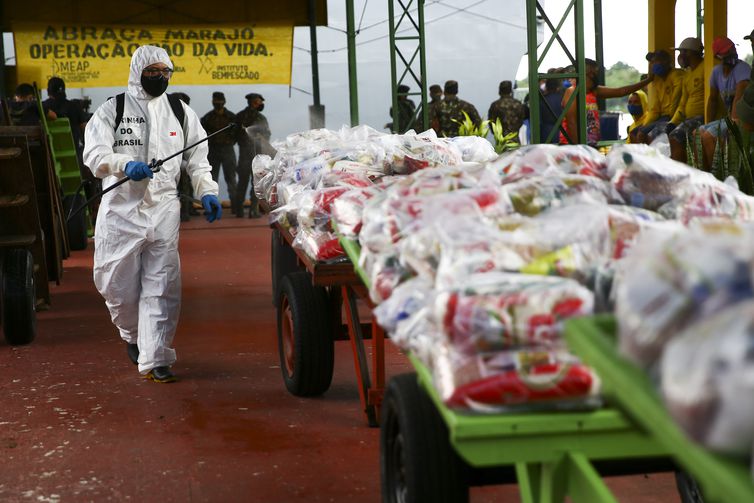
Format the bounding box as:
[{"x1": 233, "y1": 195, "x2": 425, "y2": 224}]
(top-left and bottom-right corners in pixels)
[
  {"x1": 345, "y1": 0, "x2": 359, "y2": 126},
  {"x1": 388, "y1": 0, "x2": 428, "y2": 133},
  {"x1": 696, "y1": 0, "x2": 704, "y2": 40},
  {"x1": 308, "y1": 0, "x2": 325, "y2": 129},
  {"x1": 526, "y1": 0, "x2": 586, "y2": 144},
  {"x1": 594, "y1": 0, "x2": 605, "y2": 111}
]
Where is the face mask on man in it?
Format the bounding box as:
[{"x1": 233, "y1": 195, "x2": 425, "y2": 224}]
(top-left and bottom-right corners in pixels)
[
  {"x1": 212, "y1": 102, "x2": 224, "y2": 111},
  {"x1": 140, "y1": 74, "x2": 169, "y2": 98},
  {"x1": 627, "y1": 104, "x2": 643, "y2": 117},
  {"x1": 257, "y1": 104, "x2": 265, "y2": 112},
  {"x1": 677, "y1": 54, "x2": 689, "y2": 69},
  {"x1": 652, "y1": 63, "x2": 669, "y2": 77},
  {"x1": 723, "y1": 54, "x2": 738, "y2": 66},
  {"x1": 562, "y1": 79, "x2": 572, "y2": 89}
]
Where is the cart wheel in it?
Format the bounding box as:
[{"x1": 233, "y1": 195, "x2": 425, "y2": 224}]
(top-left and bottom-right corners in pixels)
[
  {"x1": 63, "y1": 194, "x2": 88, "y2": 251},
  {"x1": 2, "y1": 248, "x2": 37, "y2": 345},
  {"x1": 675, "y1": 471, "x2": 706, "y2": 503},
  {"x1": 277, "y1": 271, "x2": 334, "y2": 396},
  {"x1": 381, "y1": 373, "x2": 469, "y2": 503},
  {"x1": 271, "y1": 228, "x2": 300, "y2": 306}
]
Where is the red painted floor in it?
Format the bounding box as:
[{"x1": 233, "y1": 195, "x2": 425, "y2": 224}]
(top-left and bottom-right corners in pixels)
[{"x1": 0, "y1": 216, "x2": 680, "y2": 502}]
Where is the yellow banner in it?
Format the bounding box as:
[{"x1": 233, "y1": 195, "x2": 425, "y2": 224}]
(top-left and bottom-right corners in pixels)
[{"x1": 13, "y1": 23, "x2": 294, "y2": 88}]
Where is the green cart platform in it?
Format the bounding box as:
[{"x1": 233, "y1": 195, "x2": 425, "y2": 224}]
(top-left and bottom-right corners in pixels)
[{"x1": 339, "y1": 236, "x2": 754, "y2": 502}]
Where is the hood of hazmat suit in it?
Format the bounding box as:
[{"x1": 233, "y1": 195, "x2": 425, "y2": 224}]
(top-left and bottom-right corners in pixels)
[{"x1": 83, "y1": 45, "x2": 218, "y2": 374}]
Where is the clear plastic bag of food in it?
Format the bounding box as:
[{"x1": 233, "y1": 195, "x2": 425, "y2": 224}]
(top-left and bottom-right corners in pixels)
[
  {"x1": 319, "y1": 171, "x2": 375, "y2": 190},
  {"x1": 296, "y1": 187, "x2": 349, "y2": 229},
  {"x1": 661, "y1": 300, "x2": 754, "y2": 456},
  {"x1": 448, "y1": 135, "x2": 498, "y2": 163},
  {"x1": 292, "y1": 227, "x2": 345, "y2": 261},
  {"x1": 434, "y1": 272, "x2": 594, "y2": 355},
  {"x1": 430, "y1": 204, "x2": 612, "y2": 289},
  {"x1": 490, "y1": 144, "x2": 610, "y2": 183},
  {"x1": 504, "y1": 174, "x2": 623, "y2": 216},
  {"x1": 432, "y1": 345, "x2": 601, "y2": 411},
  {"x1": 607, "y1": 205, "x2": 667, "y2": 259},
  {"x1": 616, "y1": 221, "x2": 754, "y2": 368},
  {"x1": 658, "y1": 180, "x2": 754, "y2": 223},
  {"x1": 380, "y1": 134, "x2": 465, "y2": 175},
  {"x1": 608, "y1": 144, "x2": 718, "y2": 210},
  {"x1": 359, "y1": 250, "x2": 412, "y2": 303},
  {"x1": 331, "y1": 186, "x2": 383, "y2": 239}
]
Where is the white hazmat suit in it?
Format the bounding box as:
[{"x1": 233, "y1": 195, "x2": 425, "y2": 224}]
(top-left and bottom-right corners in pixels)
[{"x1": 83, "y1": 45, "x2": 218, "y2": 374}]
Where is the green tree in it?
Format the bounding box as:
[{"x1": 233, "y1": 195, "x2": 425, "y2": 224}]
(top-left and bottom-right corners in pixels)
[{"x1": 604, "y1": 61, "x2": 642, "y2": 111}]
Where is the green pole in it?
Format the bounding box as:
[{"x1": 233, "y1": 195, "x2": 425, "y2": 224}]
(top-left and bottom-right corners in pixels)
[
  {"x1": 594, "y1": 0, "x2": 605, "y2": 111},
  {"x1": 575, "y1": 0, "x2": 587, "y2": 144},
  {"x1": 696, "y1": 0, "x2": 703, "y2": 40},
  {"x1": 345, "y1": 0, "x2": 359, "y2": 126},
  {"x1": 308, "y1": 0, "x2": 324, "y2": 128},
  {"x1": 388, "y1": 0, "x2": 399, "y2": 133},
  {"x1": 526, "y1": 0, "x2": 541, "y2": 144},
  {"x1": 418, "y1": 0, "x2": 428, "y2": 131}
]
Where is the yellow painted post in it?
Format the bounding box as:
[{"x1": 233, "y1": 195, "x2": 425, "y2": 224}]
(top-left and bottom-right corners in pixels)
[
  {"x1": 703, "y1": 0, "x2": 727, "y2": 121},
  {"x1": 648, "y1": 0, "x2": 677, "y2": 58}
]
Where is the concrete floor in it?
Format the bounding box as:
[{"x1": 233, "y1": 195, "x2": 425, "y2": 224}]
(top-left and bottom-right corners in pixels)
[{"x1": 0, "y1": 216, "x2": 681, "y2": 502}]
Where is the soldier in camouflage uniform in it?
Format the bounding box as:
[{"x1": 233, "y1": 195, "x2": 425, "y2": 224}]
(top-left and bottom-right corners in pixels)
[
  {"x1": 386, "y1": 84, "x2": 417, "y2": 133},
  {"x1": 488, "y1": 80, "x2": 527, "y2": 136},
  {"x1": 201, "y1": 91, "x2": 238, "y2": 213},
  {"x1": 429, "y1": 84, "x2": 443, "y2": 107},
  {"x1": 429, "y1": 80, "x2": 481, "y2": 137},
  {"x1": 235, "y1": 93, "x2": 271, "y2": 218}
]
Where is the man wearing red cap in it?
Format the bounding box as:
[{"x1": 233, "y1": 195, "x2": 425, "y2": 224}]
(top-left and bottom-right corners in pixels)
[
  {"x1": 705, "y1": 36, "x2": 750, "y2": 123},
  {"x1": 695, "y1": 36, "x2": 750, "y2": 169}
]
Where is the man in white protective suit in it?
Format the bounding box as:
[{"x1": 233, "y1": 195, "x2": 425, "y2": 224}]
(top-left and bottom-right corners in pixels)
[{"x1": 83, "y1": 45, "x2": 222, "y2": 383}]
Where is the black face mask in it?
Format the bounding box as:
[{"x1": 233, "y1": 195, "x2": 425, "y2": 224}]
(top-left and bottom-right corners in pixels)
[
  {"x1": 213, "y1": 103, "x2": 224, "y2": 111},
  {"x1": 140, "y1": 74, "x2": 169, "y2": 97},
  {"x1": 257, "y1": 104, "x2": 265, "y2": 112}
]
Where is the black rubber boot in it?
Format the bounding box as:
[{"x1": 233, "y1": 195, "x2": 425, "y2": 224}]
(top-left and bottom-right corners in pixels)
[
  {"x1": 145, "y1": 366, "x2": 177, "y2": 383},
  {"x1": 126, "y1": 343, "x2": 139, "y2": 365}
]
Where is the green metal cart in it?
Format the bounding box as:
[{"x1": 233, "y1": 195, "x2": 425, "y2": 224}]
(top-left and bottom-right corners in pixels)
[
  {"x1": 35, "y1": 89, "x2": 90, "y2": 252},
  {"x1": 339, "y1": 236, "x2": 754, "y2": 502}
]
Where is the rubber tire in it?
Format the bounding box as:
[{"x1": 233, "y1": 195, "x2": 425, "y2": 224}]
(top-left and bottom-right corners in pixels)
[
  {"x1": 675, "y1": 471, "x2": 706, "y2": 503},
  {"x1": 270, "y1": 228, "x2": 301, "y2": 306},
  {"x1": 2, "y1": 248, "x2": 37, "y2": 345},
  {"x1": 381, "y1": 373, "x2": 469, "y2": 503},
  {"x1": 277, "y1": 271, "x2": 334, "y2": 396},
  {"x1": 63, "y1": 194, "x2": 88, "y2": 251}
]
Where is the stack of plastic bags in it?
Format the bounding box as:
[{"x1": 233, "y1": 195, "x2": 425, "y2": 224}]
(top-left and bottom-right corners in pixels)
[
  {"x1": 340, "y1": 140, "x2": 754, "y2": 418},
  {"x1": 615, "y1": 220, "x2": 754, "y2": 460},
  {"x1": 263, "y1": 124, "x2": 754, "y2": 431},
  {"x1": 261, "y1": 126, "x2": 497, "y2": 261}
]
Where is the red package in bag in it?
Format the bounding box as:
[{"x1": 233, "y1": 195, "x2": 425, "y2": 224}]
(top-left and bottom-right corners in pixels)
[{"x1": 445, "y1": 362, "x2": 596, "y2": 408}]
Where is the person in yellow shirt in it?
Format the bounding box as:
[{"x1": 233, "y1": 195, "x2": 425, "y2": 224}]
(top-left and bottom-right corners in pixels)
[
  {"x1": 630, "y1": 50, "x2": 683, "y2": 143},
  {"x1": 666, "y1": 37, "x2": 706, "y2": 162},
  {"x1": 626, "y1": 90, "x2": 648, "y2": 143}
]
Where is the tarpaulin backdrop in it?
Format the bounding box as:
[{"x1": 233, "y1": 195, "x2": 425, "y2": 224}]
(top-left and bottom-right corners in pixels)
[{"x1": 13, "y1": 23, "x2": 294, "y2": 87}]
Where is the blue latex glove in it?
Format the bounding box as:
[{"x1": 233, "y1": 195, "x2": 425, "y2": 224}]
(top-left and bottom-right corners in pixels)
[
  {"x1": 201, "y1": 194, "x2": 222, "y2": 223},
  {"x1": 125, "y1": 161, "x2": 153, "y2": 181}
]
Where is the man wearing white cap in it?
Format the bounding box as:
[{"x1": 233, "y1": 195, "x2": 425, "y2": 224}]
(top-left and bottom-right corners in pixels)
[{"x1": 666, "y1": 37, "x2": 706, "y2": 162}]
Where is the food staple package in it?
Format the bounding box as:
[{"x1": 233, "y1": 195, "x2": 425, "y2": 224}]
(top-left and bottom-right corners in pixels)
[{"x1": 661, "y1": 300, "x2": 754, "y2": 457}]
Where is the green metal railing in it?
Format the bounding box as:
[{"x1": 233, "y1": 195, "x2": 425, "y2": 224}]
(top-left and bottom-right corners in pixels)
[
  {"x1": 526, "y1": 0, "x2": 587, "y2": 145},
  {"x1": 388, "y1": 0, "x2": 428, "y2": 133}
]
